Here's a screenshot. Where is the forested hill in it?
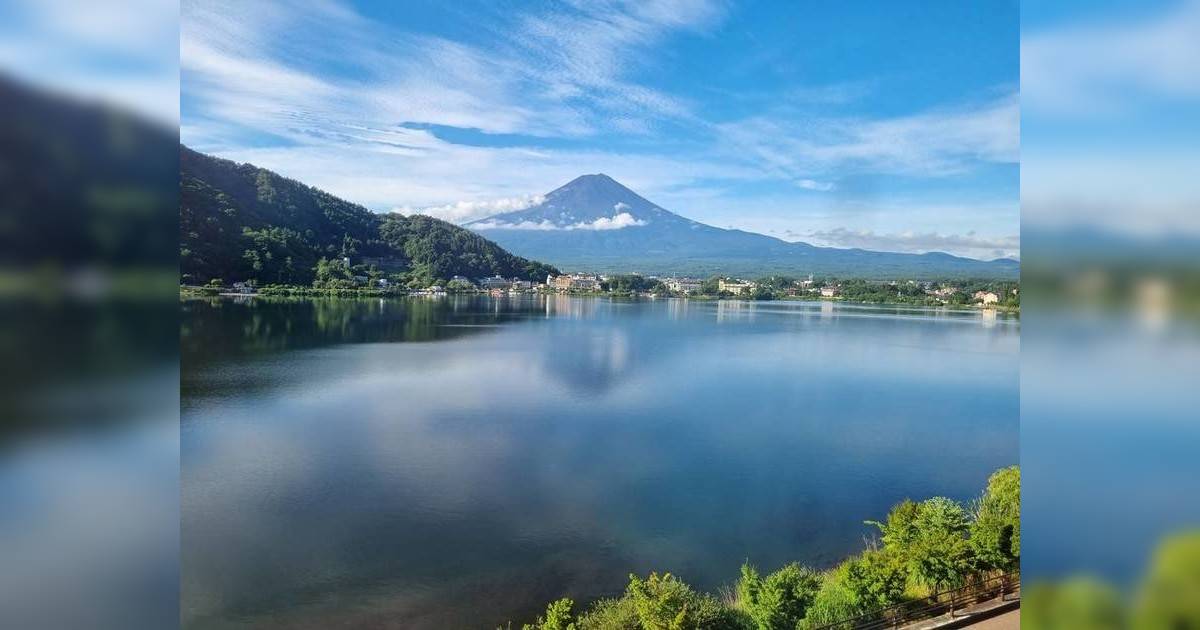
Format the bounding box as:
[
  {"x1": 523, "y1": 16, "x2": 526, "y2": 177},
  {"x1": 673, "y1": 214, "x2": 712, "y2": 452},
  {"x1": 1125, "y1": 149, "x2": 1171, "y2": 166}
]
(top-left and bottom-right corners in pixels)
[{"x1": 180, "y1": 146, "x2": 558, "y2": 286}]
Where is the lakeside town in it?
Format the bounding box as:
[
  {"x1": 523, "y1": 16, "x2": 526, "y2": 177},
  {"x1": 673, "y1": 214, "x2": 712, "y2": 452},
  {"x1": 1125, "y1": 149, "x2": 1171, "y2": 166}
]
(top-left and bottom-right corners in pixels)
[{"x1": 185, "y1": 258, "x2": 1019, "y2": 310}]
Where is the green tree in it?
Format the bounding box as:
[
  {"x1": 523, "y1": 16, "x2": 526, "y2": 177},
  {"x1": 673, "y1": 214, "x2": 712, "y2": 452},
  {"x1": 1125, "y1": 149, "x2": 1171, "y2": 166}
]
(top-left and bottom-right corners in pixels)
[
  {"x1": 698, "y1": 277, "x2": 722, "y2": 296},
  {"x1": 747, "y1": 285, "x2": 775, "y2": 300},
  {"x1": 868, "y1": 499, "x2": 922, "y2": 557},
  {"x1": 737, "y1": 562, "x2": 822, "y2": 630},
  {"x1": 313, "y1": 256, "x2": 353, "y2": 288},
  {"x1": 908, "y1": 497, "x2": 975, "y2": 598},
  {"x1": 971, "y1": 466, "x2": 1021, "y2": 571},
  {"x1": 446, "y1": 277, "x2": 476, "y2": 292}
]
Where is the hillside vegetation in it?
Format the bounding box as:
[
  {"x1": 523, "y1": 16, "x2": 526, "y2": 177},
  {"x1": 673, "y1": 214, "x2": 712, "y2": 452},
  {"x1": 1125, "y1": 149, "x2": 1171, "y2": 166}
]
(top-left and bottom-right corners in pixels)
[{"x1": 180, "y1": 146, "x2": 558, "y2": 287}]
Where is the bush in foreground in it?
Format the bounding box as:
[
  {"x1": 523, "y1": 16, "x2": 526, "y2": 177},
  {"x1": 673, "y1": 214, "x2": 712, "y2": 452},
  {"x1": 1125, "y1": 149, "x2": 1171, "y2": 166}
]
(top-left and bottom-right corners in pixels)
[
  {"x1": 736, "y1": 562, "x2": 822, "y2": 630},
  {"x1": 507, "y1": 467, "x2": 1019, "y2": 630},
  {"x1": 627, "y1": 572, "x2": 745, "y2": 630}
]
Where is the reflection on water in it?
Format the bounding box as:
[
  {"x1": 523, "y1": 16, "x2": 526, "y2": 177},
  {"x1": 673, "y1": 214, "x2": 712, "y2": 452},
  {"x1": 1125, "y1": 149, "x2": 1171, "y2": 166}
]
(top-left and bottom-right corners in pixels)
[
  {"x1": 1022, "y1": 312, "x2": 1200, "y2": 586},
  {"x1": 1, "y1": 298, "x2": 179, "y2": 630},
  {"x1": 182, "y1": 296, "x2": 1018, "y2": 629}
]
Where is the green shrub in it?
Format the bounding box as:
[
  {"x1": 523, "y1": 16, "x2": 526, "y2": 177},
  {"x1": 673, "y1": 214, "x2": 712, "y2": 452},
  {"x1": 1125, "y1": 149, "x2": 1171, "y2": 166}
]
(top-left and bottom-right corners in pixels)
[
  {"x1": 736, "y1": 562, "x2": 822, "y2": 630},
  {"x1": 519, "y1": 598, "x2": 577, "y2": 630},
  {"x1": 507, "y1": 467, "x2": 1018, "y2": 630},
  {"x1": 800, "y1": 552, "x2": 908, "y2": 630},
  {"x1": 1133, "y1": 532, "x2": 1200, "y2": 630},
  {"x1": 576, "y1": 597, "x2": 641, "y2": 630},
  {"x1": 803, "y1": 567, "x2": 859, "y2": 630},
  {"x1": 842, "y1": 550, "x2": 909, "y2": 612},
  {"x1": 626, "y1": 572, "x2": 746, "y2": 630},
  {"x1": 1023, "y1": 578, "x2": 1124, "y2": 630}
]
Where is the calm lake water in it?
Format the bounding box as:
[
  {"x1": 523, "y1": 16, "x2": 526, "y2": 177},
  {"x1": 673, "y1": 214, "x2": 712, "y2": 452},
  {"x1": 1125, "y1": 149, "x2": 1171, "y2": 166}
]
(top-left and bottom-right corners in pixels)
[{"x1": 181, "y1": 295, "x2": 1018, "y2": 629}]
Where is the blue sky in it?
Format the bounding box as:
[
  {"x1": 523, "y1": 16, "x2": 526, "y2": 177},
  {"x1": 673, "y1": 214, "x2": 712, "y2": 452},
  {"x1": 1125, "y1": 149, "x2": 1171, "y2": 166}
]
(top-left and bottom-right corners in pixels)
[
  {"x1": 1022, "y1": 0, "x2": 1200, "y2": 237},
  {"x1": 181, "y1": 0, "x2": 1020, "y2": 258},
  {"x1": 0, "y1": 0, "x2": 178, "y2": 125}
]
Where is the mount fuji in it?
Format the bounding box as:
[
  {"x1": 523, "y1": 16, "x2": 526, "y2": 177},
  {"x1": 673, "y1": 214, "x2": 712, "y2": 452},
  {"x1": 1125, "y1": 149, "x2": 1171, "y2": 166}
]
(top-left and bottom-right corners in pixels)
[{"x1": 467, "y1": 174, "x2": 1018, "y2": 279}]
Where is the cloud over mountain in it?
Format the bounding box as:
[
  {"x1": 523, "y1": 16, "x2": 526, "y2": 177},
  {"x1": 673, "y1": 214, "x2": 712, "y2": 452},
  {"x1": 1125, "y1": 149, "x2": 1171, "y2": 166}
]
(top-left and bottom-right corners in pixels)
[
  {"x1": 464, "y1": 173, "x2": 1018, "y2": 278},
  {"x1": 181, "y1": 1, "x2": 1018, "y2": 253},
  {"x1": 395, "y1": 194, "x2": 546, "y2": 223},
  {"x1": 472, "y1": 211, "x2": 647, "y2": 231}
]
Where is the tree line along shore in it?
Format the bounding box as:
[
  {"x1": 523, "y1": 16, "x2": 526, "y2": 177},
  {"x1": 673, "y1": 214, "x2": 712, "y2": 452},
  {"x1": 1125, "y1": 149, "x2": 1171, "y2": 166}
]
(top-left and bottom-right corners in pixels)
[{"x1": 181, "y1": 269, "x2": 1018, "y2": 311}]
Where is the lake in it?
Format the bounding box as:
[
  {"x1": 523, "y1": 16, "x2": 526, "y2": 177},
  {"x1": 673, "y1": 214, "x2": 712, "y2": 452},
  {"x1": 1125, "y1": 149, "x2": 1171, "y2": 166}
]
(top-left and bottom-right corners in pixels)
[{"x1": 181, "y1": 295, "x2": 1018, "y2": 629}]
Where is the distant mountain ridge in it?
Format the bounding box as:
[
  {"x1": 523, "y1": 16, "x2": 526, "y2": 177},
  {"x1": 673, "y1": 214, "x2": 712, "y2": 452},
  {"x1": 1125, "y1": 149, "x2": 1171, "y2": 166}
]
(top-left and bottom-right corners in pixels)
[
  {"x1": 180, "y1": 146, "x2": 558, "y2": 285},
  {"x1": 468, "y1": 174, "x2": 1018, "y2": 279}
]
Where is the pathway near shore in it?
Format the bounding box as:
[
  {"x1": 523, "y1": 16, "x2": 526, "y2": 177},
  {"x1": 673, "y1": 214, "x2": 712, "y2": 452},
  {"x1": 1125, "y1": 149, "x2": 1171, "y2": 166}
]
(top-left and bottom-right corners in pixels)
[{"x1": 965, "y1": 608, "x2": 1019, "y2": 630}]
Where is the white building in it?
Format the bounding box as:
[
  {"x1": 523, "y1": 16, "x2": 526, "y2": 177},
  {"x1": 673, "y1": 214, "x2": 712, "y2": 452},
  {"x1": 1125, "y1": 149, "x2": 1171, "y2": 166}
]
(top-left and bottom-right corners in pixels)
[
  {"x1": 478, "y1": 275, "x2": 511, "y2": 290},
  {"x1": 930, "y1": 286, "x2": 958, "y2": 298},
  {"x1": 718, "y1": 278, "x2": 756, "y2": 295},
  {"x1": 549, "y1": 274, "x2": 601, "y2": 292},
  {"x1": 666, "y1": 277, "x2": 703, "y2": 294},
  {"x1": 973, "y1": 290, "x2": 999, "y2": 305}
]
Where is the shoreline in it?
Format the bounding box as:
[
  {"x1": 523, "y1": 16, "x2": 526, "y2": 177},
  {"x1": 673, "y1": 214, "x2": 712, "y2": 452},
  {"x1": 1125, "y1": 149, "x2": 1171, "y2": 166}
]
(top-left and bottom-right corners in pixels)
[{"x1": 179, "y1": 287, "x2": 1018, "y2": 313}]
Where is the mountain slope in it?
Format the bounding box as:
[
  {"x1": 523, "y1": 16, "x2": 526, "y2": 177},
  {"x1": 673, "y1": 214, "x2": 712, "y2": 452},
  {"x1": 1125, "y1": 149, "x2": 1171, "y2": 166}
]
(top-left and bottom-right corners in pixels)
[
  {"x1": 468, "y1": 174, "x2": 1018, "y2": 279},
  {"x1": 0, "y1": 75, "x2": 178, "y2": 267},
  {"x1": 180, "y1": 146, "x2": 557, "y2": 285}
]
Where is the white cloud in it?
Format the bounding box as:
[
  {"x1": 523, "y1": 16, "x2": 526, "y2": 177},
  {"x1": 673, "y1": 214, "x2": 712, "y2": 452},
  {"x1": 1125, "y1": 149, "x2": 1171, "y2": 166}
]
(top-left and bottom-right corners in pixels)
[
  {"x1": 0, "y1": 0, "x2": 179, "y2": 125},
  {"x1": 796, "y1": 179, "x2": 834, "y2": 192},
  {"x1": 512, "y1": 0, "x2": 723, "y2": 125},
  {"x1": 1021, "y1": 3, "x2": 1200, "y2": 238},
  {"x1": 394, "y1": 195, "x2": 547, "y2": 223},
  {"x1": 586, "y1": 212, "x2": 647, "y2": 230},
  {"x1": 182, "y1": 0, "x2": 726, "y2": 144},
  {"x1": 1023, "y1": 2, "x2": 1200, "y2": 116},
  {"x1": 474, "y1": 212, "x2": 647, "y2": 231},
  {"x1": 803, "y1": 227, "x2": 1020, "y2": 259},
  {"x1": 180, "y1": 0, "x2": 1018, "y2": 242},
  {"x1": 206, "y1": 139, "x2": 764, "y2": 214},
  {"x1": 717, "y1": 92, "x2": 1019, "y2": 178}
]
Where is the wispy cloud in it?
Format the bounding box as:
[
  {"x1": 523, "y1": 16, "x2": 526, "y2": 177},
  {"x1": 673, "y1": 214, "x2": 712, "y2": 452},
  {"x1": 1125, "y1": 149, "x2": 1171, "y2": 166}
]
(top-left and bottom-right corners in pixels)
[
  {"x1": 181, "y1": 0, "x2": 1018, "y2": 242},
  {"x1": 803, "y1": 227, "x2": 1019, "y2": 259},
  {"x1": 394, "y1": 195, "x2": 547, "y2": 224},
  {"x1": 180, "y1": 0, "x2": 752, "y2": 208},
  {"x1": 0, "y1": 0, "x2": 178, "y2": 124},
  {"x1": 1022, "y1": 2, "x2": 1200, "y2": 236},
  {"x1": 796, "y1": 179, "x2": 835, "y2": 192},
  {"x1": 474, "y1": 212, "x2": 648, "y2": 231},
  {"x1": 182, "y1": 0, "x2": 724, "y2": 144},
  {"x1": 717, "y1": 92, "x2": 1019, "y2": 179},
  {"x1": 1023, "y1": 2, "x2": 1200, "y2": 117}
]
